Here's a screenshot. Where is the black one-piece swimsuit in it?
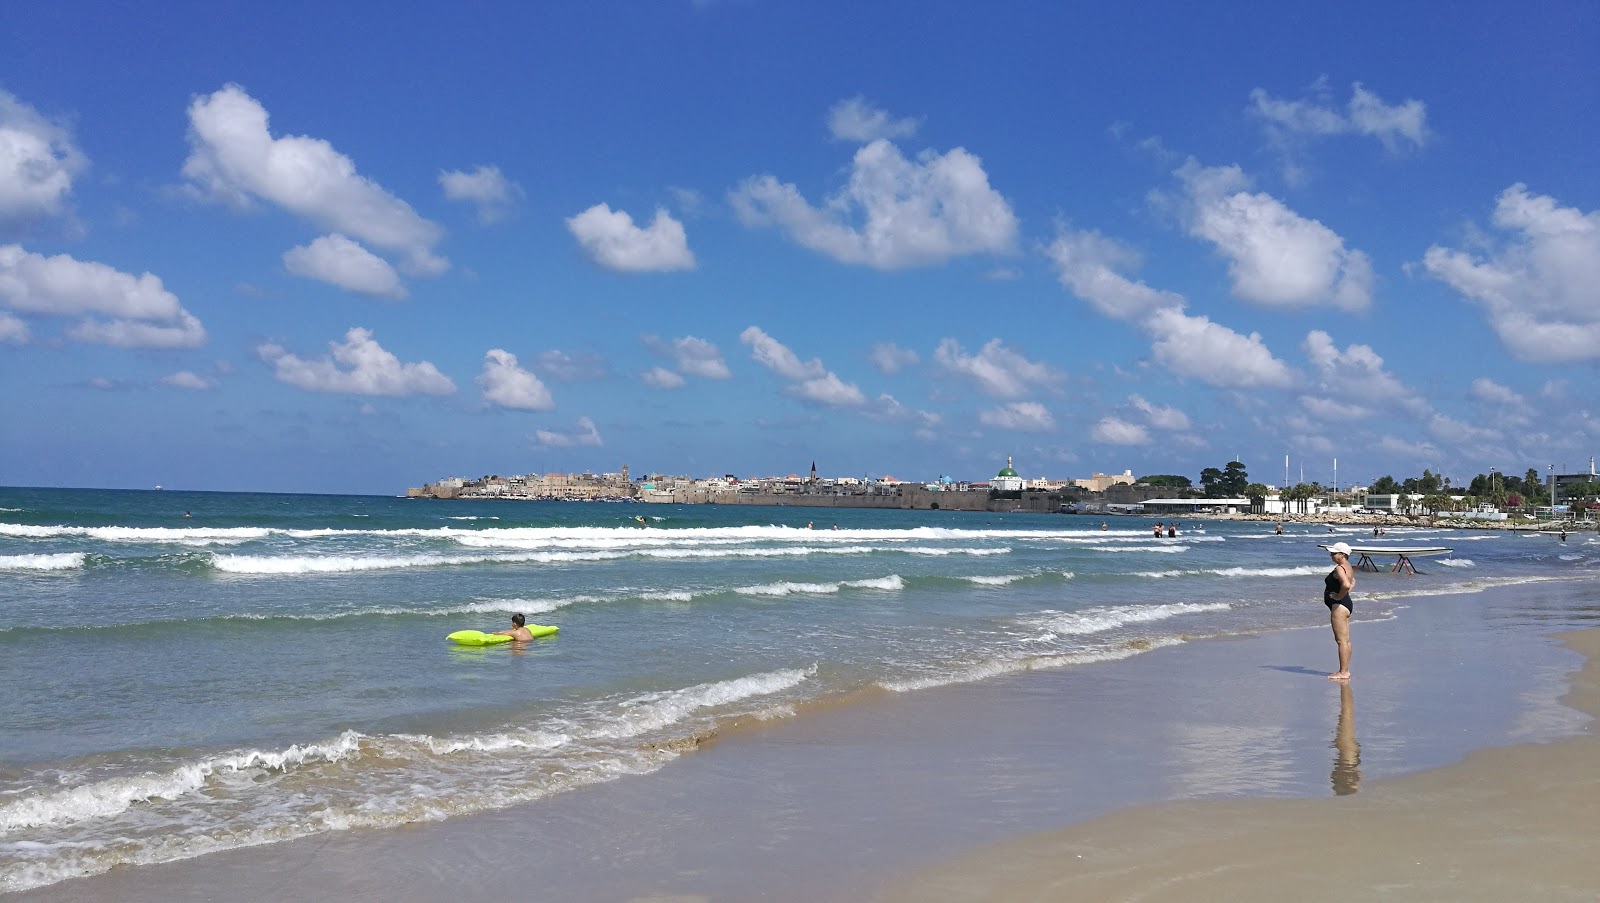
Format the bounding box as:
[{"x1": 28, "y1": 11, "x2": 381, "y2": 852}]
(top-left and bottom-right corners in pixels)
[{"x1": 1324, "y1": 569, "x2": 1351, "y2": 612}]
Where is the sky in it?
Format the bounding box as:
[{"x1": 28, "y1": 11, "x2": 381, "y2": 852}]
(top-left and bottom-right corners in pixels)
[{"x1": 1, "y1": 2, "x2": 1597, "y2": 495}]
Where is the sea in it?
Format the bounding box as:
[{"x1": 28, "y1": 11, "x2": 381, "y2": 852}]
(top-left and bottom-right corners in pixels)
[{"x1": 2, "y1": 486, "x2": 1597, "y2": 893}]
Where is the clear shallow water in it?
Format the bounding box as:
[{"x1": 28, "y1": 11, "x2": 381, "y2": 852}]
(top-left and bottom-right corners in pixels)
[{"x1": 2, "y1": 487, "x2": 1596, "y2": 892}]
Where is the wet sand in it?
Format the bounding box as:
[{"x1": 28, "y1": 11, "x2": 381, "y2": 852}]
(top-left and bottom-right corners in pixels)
[
  {"x1": 881, "y1": 624, "x2": 1600, "y2": 902},
  {"x1": 14, "y1": 580, "x2": 1596, "y2": 902}
]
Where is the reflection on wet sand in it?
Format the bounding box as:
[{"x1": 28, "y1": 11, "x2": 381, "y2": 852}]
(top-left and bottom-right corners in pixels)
[{"x1": 1331, "y1": 681, "x2": 1361, "y2": 795}]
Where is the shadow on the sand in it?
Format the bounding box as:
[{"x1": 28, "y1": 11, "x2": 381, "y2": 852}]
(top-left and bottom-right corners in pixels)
[{"x1": 1261, "y1": 664, "x2": 1330, "y2": 677}]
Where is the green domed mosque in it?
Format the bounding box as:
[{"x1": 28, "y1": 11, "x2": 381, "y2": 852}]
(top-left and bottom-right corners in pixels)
[{"x1": 990, "y1": 456, "x2": 1024, "y2": 499}]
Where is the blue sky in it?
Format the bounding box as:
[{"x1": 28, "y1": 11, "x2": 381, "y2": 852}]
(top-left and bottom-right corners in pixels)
[{"x1": 2, "y1": 1, "x2": 1596, "y2": 494}]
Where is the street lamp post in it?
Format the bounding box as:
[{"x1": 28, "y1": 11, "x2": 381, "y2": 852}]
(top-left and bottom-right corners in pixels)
[{"x1": 1549, "y1": 464, "x2": 1557, "y2": 522}]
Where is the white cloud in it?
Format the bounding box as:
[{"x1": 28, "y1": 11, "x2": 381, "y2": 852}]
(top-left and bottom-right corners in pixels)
[
  {"x1": 980, "y1": 402, "x2": 1055, "y2": 432},
  {"x1": 1302, "y1": 330, "x2": 1426, "y2": 414},
  {"x1": 68, "y1": 314, "x2": 206, "y2": 349},
  {"x1": 161, "y1": 370, "x2": 216, "y2": 390},
  {"x1": 738, "y1": 325, "x2": 864, "y2": 407},
  {"x1": 257, "y1": 327, "x2": 455, "y2": 397},
  {"x1": 0, "y1": 88, "x2": 86, "y2": 229},
  {"x1": 1045, "y1": 226, "x2": 1295, "y2": 388},
  {"x1": 827, "y1": 96, "x2": 921, "y2": 143},
  {"x1": 739, "y1": 325, "x2": 825, "y2": 380},
  {"x1": 869, "y1": 341, "x2": 919, "y2": 374},
  {"x1": 644, "y1": 334, "x2": 730, "y2": 379},
  {"x1": 1298, "y1": 394, "x2": 1363, "y2": 422},
  {"x1": 1470, "y1": 377, "x2": 1526, "y2": 409},
  {"x1": 536, "y1": 350, "x2": 609, "y2": 381},
  {"x1": 477, "y1": 349, "x2": 554, "y2": 410},
  {"x1": 1249, "y1": 81, "x2": 1429, "y2": 153},
  {"x1": 1378, "y1": 435, "x2": 1438, "y2": 460},
  {"x1": 876, "y1": 393, "x2": 942, "y2": 439},
  {"x1": 933, "y1": 338, "x2": 1064, "y2": 398},
  {"x1": 1045, "y1": 228, "x2": 1186, "y2": 320},
  {"x1": 792, "y1": 372, "x2": 866, "y2": 407},
  {"x1": 566, "y1": 203, "x2": 695, "y2": 272},
  {"x1": 1145, "y1": 308, "x2": 1296, "y2": 388},
  {"x1": 1421, "y1": 184, "x2": 1600, "y2": 362},
  {"x1": 182, "y1": 84, "x2": 447, "y2": 275},
  {"x1": 0, "y1": 311, "x2": 27, "y2": 343},
  {"x1": 282, "y1": 234, "x2": 405, "y2": 298},
  {"x1": 1090, "y1": 416, "x2": 1151, "y2": 445},
  {"x1": 0, "y1": 244, "x2": 206, "y2": 347},
  {"x1": 642, "y1": 366, "x2": 687, "y2": 389},
  {"x1": 1174, "y1": 160, "x2": 1372, "y2": 310},
  {"x1": 731, "y1": 138, "x2": 1017, "y2": 269},
  {"x1": 1128, "y1": 394, "x2": 1190, "y2": 431},
  {"x1": 534, "y1": 416, "x2": 603, "y2": 448},
  {"x1": 439, "y1": 165, "x2": 522, "y2": 224}
]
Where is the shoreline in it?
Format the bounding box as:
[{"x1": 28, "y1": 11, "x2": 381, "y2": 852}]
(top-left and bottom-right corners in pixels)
[
  {"x1": 880, "y1": 624, "x2": 1600, "y2": 902},
  {"x1": 12, "y1": 577, "x2": 1595, "y2": 902}
]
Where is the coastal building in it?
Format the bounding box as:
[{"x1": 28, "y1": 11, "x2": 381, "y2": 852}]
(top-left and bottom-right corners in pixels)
[
  {"x1": 991, "y1": 457, "x2": 1024, "y2": 499},
  {"x1": 1071, "y1": 470, "x2": 1136, "y2": 492}
]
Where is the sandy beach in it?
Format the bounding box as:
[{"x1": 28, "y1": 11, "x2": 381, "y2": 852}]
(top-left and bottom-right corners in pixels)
[
  {"x1": 12, "y1": 575, "x2": 1596, "y2": 902},
  {"x1": 882, "y1": 625, "x2": 1600, "y2": 902}
]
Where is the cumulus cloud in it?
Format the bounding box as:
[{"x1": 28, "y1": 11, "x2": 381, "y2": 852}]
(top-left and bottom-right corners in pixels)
[
  {"x1": 0, "y1": 244, "x2": 206, "y2": 348},
  {"x1": 739, "y1": 325, "x2": 865, "y2": 407},
  {"x1": 642, "y1": 366, "x2": 687, "y2": 389},
  {"x1": 439, "y1": 165, "x2": 522, "y2": 224},
  {"x1": 534, "y1": 416, "x2": 603, "y2": 448},
  {"x1": 980, "y1": 401, "x2": 1056, "y2": 432},
  {"x1": 0, "y1": 310, "x2": 27, "y2": 343},
  {"x1": 256, "y1": 327, "x2": 455, "y2": 397},
  {"x1": 739, "y1": 325, "x2": 825, "y2": 380},
  {"x1": 791, "y1": 371, "x2": 866, "y2": 406},
  {"x1": 535, "y1": 350, "x2": 609, "y2": 382},
  {"x1": 1090, "y1": 416, "x2": 1151, "y2": 445},
  {"x1": 1249, "y1": 81, "x2": 1428, "y2": 153},
  {"x1": 1045, "y1": 226, "x2": 1295, "y2": 388},
  {"x1": 566, "y1": 203, "x2": 695, "y2": 272},
  {"x1": 1302, "y1": 330, "x2": 1426, "y2": 415},
  {"x1": 730, "y1": 138, "x2": 1017, "y2": 269},
  {"x1": 1128, "y1": 394, "x2": 1190, "y2": 431},
  {"x1": 1470, "y1": 377, "x2": 1525, "y2": 409},
  {"x1": 644, "y1": 334, "x2": 731, "y2": 379},
  {"x1": 876, "y1": 393, "x2": 942, "y2": 440},
  {"x1": 1173, "y1": 160, "x2": 1372, "y2": 310},
  {"x1": 182, "y1": 84, "x2": 447, "y2": 276},
  {"x1": 1421, "y1": 184, "x2": 1600, "y2": 363},
  {"x1": 827, "y1": 96, "x2": 921, "y2": 143},
  {"x1": 1045, "y1": 228, "x2": 1185, "y2": 320},
  {"x1": 282, "y1": 234, "x2": 405, "y2": 298},
  {"x1": 933, "y1": 338, "x2": 1064, "y2": 398},
  {"x1": 1144, "y1": 308, "x2": 1296, "y2": 388},
  {"x1": 161, "y1": 370, "x2": 216, "y2": 390},
  {"x1": 0, "y1": 88, "x2": 87, "y2": 230},
  {"x1": 869, "y1": 341, "x2": 919, "y2": 374},
  {"x1": 477, "y1": 349, "x2": 554, "y2": 410}
]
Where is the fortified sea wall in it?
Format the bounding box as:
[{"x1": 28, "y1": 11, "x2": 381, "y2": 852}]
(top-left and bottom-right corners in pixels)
[{"x1": 639, "y1": 488, "x2": 1071, "y2": 513}]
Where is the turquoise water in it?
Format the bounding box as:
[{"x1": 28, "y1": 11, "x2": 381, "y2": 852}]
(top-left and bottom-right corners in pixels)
[{"x1": 2, "y1": 487, "x2": 1596, "y2": 892}]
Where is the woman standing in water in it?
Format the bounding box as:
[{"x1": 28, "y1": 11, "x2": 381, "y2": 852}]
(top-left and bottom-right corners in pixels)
[{"x1": 1323, "y1": 542, "x2": 1356, "y2": 680}]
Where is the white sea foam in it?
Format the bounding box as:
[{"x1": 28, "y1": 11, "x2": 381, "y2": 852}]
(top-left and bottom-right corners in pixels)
[
  {"x1": 1129, "y1": 565, "x2": 1325, "y2": 579},
  {"x1": 1437, "y1": 558, "x2": 1476, "y2": 567},
  {"x1": 879, "y1": 637, "x2": 1185, "y2": 692},
  {"x1": 585, "y1": 666, "x2": 813, "y2": 739},
  {"x1": 0, "y1": 524, "x2": 273, "y2": 543},
  {"x1": 0, "y1": 553, "x2": 85, "y2": 571},
  {"x1": 735, "y1": 575, "x2": 905, "y2": 597},
  {"x1": 964, "y1": 574, "x2": 1024, "y2": 585},
  {"x1": 0, "y1": 732, "x2": 365, "y2": 832},
  {"x1": 1094, "y1": 544, "x2": 1189, "y2": 553},
  {"x1": 1025, "y1": 601, "x2": 1231, "y2": 637},
  {"x1": 209, "y1": 544, "x2": 1005, "y2": 574}
]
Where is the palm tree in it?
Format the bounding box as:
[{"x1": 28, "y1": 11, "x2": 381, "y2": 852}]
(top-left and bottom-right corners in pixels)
[{"x1": 1245, "y1": 483, "x2": 1271, "y2": 514}]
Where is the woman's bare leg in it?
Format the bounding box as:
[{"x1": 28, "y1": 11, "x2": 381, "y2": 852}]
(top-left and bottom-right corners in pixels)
[{"x1": 1328, "y1": 605, "x2": 1351, "y2": 680}]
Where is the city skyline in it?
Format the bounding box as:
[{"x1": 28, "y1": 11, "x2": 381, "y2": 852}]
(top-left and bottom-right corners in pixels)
[{"x1": 2, "y1": 3, "x2": 1596, "y2": 495}]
